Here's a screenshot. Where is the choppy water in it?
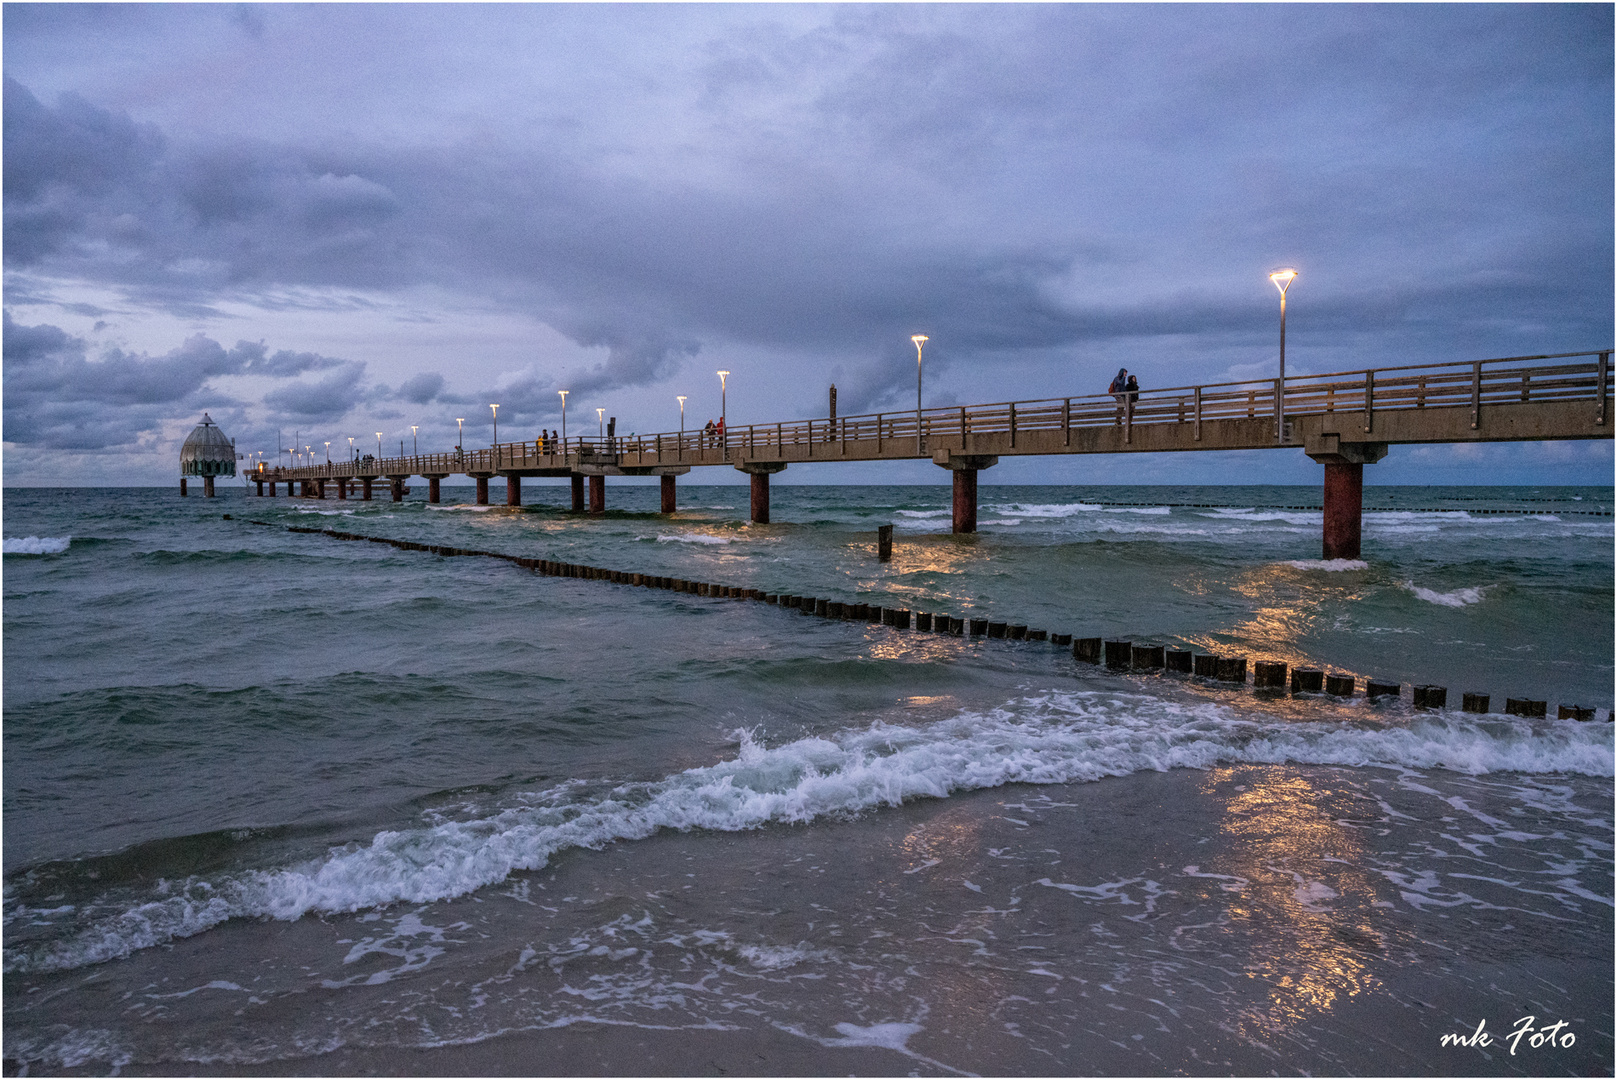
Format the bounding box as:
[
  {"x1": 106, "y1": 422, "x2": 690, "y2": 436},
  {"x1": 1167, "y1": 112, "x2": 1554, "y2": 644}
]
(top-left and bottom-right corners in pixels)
[{"x1": 3, "y1": 483, "x2": 1612, "y2": 1075}]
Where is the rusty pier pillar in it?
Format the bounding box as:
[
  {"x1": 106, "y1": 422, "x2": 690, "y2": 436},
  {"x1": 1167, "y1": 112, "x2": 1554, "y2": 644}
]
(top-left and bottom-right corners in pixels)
[
  {"x1": 661, "y1": 474, "x2": 677, "y2": 513},
  {"x1": 505, "y1": 474, "x2": 521, "y2": 506},
  {"x1": 336, "y1": 479, "x2": 347, "y2": 500},
  {"x1": 589, "y1": 474, "x2": 606, "y2": 514},
  {"x1": 1306, "y1": 435, "x2": 1387, "y2": 560},
  {"x1": 735, "y1": 461, "x2": 788, "y2": 524},
  {"x1": 180, "y1": 478, "x2": 189, "y2": 496},
  {"x1": 427, "y1": 477, "x2": 441, "y2": 504},
  {"x1": 932, "y1": 453, "x2": 998, "y2": 535},
  {"x1": 571, "y1": 475, "x2": 586, "y2": 512},
  {"x1": 475, "y1": 476, "x2": 489, "y2": 505},
  {"x1": 391, "y1": 478, "x2": 405, "y2": 503},
  {"x1": 204, "y1": 476, "x2": 216, "y2": 497},
  {"x1": 362, "y1": 478, "x2": 373, "y2": 501}
]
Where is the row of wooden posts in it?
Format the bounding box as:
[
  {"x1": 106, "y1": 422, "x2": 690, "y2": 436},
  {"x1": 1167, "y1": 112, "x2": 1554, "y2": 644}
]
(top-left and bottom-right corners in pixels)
[{"x1": 239, "y1": 514, "x2": 1608, "y2": 723}]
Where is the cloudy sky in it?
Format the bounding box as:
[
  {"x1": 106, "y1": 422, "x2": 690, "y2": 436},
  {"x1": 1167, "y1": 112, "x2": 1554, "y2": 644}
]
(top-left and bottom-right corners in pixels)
[{"x1": 4, "y1": 2, "x2": 1612, "y2": 487}]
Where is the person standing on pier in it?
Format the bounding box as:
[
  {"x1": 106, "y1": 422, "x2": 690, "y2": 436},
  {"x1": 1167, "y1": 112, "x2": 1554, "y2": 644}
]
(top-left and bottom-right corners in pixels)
[
  {"x1": 704, "y1": 419, "x2": 716, "y2": 448},
  {"x1": 1109, "y1": 368, "x2": 1129, "y2": 425},
  {"x1": 1125, "y1": 374, "x2": 1139, "y2": 422}
]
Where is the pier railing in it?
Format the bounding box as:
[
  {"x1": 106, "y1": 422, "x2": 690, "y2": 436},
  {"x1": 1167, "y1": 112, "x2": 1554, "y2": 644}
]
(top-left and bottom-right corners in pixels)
[{"x1": 259, "y1": 349, "x2": 1610, "y2": 480}]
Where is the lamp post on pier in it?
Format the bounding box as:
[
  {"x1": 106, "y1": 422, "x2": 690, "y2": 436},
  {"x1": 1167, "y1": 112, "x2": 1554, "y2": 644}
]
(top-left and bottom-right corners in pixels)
[
  {"x1": 376, "y1": 432, "x2": 383, "y2": 459},
  {"x1": 558, "y1": 391, "x2": 569, "y2": 449},
  {"x1": 348, "y1": 437, "x2": 355, "y2": 462},
  {"x1": 324, "y1": 441, "x2": 331, "y2": 465},
  {"x1": 456, "y1": 418, "x2": 464, "y2": 453},
  {"x1": 1269, "y1": 268, "x2": 1297, "y2": 442},
  {"x1": 490, "y1": 404, "x2": 499, "y2": 448},
  {"x1": 911, "y1": 334, "x2": 928, "y2": 452},
  {"x1": 596, "y1": 407, "x2": 604, "y2": 439},
  {"x1": 677, "y1": 395, "x2": 686, "y2": 438},
  {"x1": 411, "y1": 426, "x2": 418, "y2": 457}
]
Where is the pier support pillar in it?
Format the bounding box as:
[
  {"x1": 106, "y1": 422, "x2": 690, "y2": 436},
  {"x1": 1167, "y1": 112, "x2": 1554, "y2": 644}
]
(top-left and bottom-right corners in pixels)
[
  {"x1": 475, "y1": 476, "x2": 489, "y2": 505},
  {"x1": 505, "y1": 474, "x2": 521, "y2": 506},
  {"x1": 952, "y1": 470, "x2": 975, "y2": 533},
  {"x1": 571, "y1": 475, "x2": 586, "y2": 512},
  {"x1": 254, "y1": 480, "x2": 262, "y2": 497},
  {"x1": 932, "y1": 453, "x2": 998, "y2": 534},
  {"x1": 1306, "y1": 436, "x2": 1387, "y2": 560},
  {"x1": 205, "y1": 476, "x2": 216, "y2": 497},
  {"x1": 428, "y1": 477, "x2": 441, "y2": 504},
  {"x1": 735, "y1": 461, "x2": 788, "y2": 524},
  {"x1": 181, "y1": 478, "x2": 189, "y2": 497},
  {"x1": 391, "y1": 478, "x2": 405, "y2": 503},
  {"x1": 337, "y1": 479, "x2": 347, "y2": 500},
  {"x1": 589, "y1": 474, "x2": 605, "y2": 514},
  {"x1": 362, "y1": 478, "x2": 373, "y2": 501},
  {"x1": 661, "y1": 474, "x2": 677, "y2": 514},
  {"x1": 316, "y1": 479, "x2": 326, "y2": 500}
]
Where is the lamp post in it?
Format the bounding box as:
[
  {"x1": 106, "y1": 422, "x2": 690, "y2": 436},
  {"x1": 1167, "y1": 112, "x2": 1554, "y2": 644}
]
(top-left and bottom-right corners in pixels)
[
  {"x1": 376, "y1": 432, "x2": 383, "y2": 459},
  {"x1": 411, "y1": 426, "x2": 418, "y2": 456},
  {"x1": 325, "y1": 441, "x2": 331, "y2": 464},
  {"x1": 677, "y1": 395, "x2": 687, "y2": 436},
  {"x1": 347, "y1": 437, "x2": 355, "y2": 462},
  {"x1": 596, "y1": 407, "x2": 605, "y2": 439},
  {"x1": 456, "y1": 418, "x2": 464, "y2": 452},
  {"x1": 1269, "y1": 268, "x2": 1297, "y2": 442},
  {"x1": 716, "y1": 370, "x2": 729, "y2": 428},
  {"x1": 490, "y1": 403, "x2": 499, "y2": 447},
  {"x1": 911, "y1": 334, "x2": 928, "y2": 451},
  {"x1": 558, "y1": 391, "x2": 569, "y2": 449}
]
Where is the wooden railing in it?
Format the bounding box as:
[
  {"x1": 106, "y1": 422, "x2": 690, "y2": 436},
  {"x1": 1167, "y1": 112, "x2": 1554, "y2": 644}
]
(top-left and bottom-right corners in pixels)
[{"x1": 260, "y1": 349, "x2": 1610, "y2": 480}]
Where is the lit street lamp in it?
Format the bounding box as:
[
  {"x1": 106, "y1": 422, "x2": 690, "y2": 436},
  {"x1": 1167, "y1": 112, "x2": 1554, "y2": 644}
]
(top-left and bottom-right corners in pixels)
[
  {"x1": 411, "y1": 426, "x2": 419, "y2": 456},
  {"x1": 325, "y1": 441, "x2": 331, "y2": 464},
  {"x1": 677, "y1": 395, "x2": 686, "y2": 438},
  {"x1": 347, "y1": 437, "x2": 355, "y2": 461},
  {"x1": 456, "y1": 418, "x2": 465, "y2": 452},
  {"x1": 716, "y1": 370, "x2": 729, "y2": 449},
  {"x1": 911, "y1": 334, "x2": 928, "y2": 451},
  {"x1": 376, "y1": 432, "x2": 383, "y2": 459},
  {"x1": 558, "y1": 390, "x2": 569, "y2": 448},
  {"x1": 490, "y1": 403, "x2": 499, "y2": 447},
  {"x1": 1269, "y1": 268, "x2": 1298, "y2": 442},
  {"x1": 596, "y1": 407, "x2": 605, "y2": 438}
]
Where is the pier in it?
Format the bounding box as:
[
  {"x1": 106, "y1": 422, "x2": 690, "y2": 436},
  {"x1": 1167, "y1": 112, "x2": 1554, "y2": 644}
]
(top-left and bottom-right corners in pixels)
[{"x1": 258, "y1": 349, "x2": 1611, "y2": 558}]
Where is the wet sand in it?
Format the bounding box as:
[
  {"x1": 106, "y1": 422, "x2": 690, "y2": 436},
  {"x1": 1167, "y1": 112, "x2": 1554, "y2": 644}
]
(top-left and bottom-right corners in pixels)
[{"x1": 7, "y1": 765, "x2": 1611, "y2": 1077}]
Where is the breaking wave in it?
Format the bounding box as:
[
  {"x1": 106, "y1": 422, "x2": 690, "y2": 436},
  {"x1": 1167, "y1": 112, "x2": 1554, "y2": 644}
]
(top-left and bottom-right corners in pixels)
[
  {"x1": 7, "y1": 691, "x2": 1607, "y2": 976},
  {"x1": 4, "y1": 536, "x2": 71, "y2": 555}
]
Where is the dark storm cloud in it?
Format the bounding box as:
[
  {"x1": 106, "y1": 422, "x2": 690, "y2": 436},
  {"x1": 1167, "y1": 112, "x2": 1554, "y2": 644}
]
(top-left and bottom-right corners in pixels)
[
  {"x1": 2, "y1": 311, "x2": 360, "y2": 449},
  {"x1": 261, "y1": 362, "x2": 367, "y2": 420},
  {"x1": 3, "y1": 4, "x2": 1611, "y2": 424},
  {"x1": 396, "y1": 372, "x2": 444, "y2": 404}
]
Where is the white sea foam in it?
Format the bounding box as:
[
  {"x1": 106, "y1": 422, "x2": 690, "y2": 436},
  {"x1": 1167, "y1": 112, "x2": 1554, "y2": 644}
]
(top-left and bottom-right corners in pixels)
[
  {"x1": 1405, "y1": 582, "x2": 1492, "y2": 608},
  {"x1": 8, "y1": 691, "x2": 1608, "y2": 976},
  {"x1": 4, "y1": 536, "x2": 71, "y2": 555},
  {"x1": 657, "y1": 533, "x2": 732, "y2": 545},
  {"x1": 427, "y1": 505, "x2": 496, "y2": 512},
  {"x1": 1285, "y1": 559, "x2": 1369, "y2": 571}
]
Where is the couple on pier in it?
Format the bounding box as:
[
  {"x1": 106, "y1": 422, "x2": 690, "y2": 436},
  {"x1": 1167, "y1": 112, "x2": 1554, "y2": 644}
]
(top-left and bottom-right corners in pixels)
[{"x1": 1109, "y1": 368, "x2": 1139, "y2": 424}]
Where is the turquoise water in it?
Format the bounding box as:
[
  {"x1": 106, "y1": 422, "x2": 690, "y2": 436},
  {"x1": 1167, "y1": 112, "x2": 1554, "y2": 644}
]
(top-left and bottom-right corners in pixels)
[{"x1": 3, "y1": 484, "x2": 1612, "y2": 1074}]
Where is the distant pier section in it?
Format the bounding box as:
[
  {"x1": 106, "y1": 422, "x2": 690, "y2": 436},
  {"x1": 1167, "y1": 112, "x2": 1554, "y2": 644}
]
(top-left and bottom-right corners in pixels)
[{"x1": 259, "y1": 349, "x2": 1612, "y2": 558}]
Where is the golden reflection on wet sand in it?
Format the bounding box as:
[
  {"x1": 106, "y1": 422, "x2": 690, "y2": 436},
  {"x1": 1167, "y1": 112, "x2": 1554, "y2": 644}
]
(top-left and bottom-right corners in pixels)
[{"x1": 1198, "y1": 766, "x2": 1388, "y2": 1040}]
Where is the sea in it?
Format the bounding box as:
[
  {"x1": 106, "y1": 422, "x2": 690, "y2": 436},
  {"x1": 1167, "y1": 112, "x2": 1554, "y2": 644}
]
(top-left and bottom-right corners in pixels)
[{"x1": 3, "y1": 483, "x2": 1612, "y2": 1076}]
